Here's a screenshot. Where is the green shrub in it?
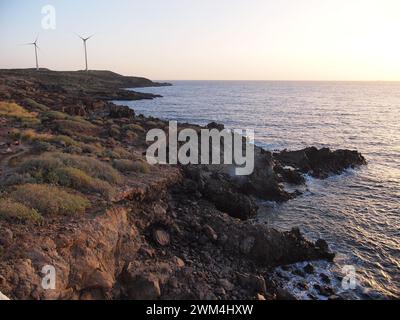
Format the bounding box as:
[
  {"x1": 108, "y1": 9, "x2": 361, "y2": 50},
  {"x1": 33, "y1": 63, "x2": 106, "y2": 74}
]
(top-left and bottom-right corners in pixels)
[
  {"x1": 0, "y1": 198, "x2": 43, "y2": 223},
  {"x1": 54, "y1": 167, "x2": 115, "y2": 199},
  {"x1": 113, "y1": 159, "x2": 151, "y2": 174},
  {"x1": 54, "y1": 119, "x2": 97, "y2": 135},
  {"x1": 9, "y1": 184, "x2": 89, "y2": 217},
  {"x1": 41, "y1": 110, "x2": 68, "y2": 121},
  {"x1": 52, "y1": 135, "x2": 79, "y2": 147},
  {"x1": 109, "y1": 126, "x2": 120, "y2": 137},
  {"x1": 32, "y1": 141, "x2": 56, "y2": 153},
  {"x1": 54, "y1": 153, "x2": 124, "y2": 184},
  {"x1": 124, "y1": 130, "x2": 138, "y2": 141},
  {"x1": 23, "y1": 98, "x2": 49, "y2": 112},
  {"x1": 122, "y1": 123, "x2": 145, "y2": 132},
  {"x1": 80, "y1": 143, "x2": 103, "y2": 155},
  {"x1": 19, "y1": 152, "x2": 124, "y2": 185}
]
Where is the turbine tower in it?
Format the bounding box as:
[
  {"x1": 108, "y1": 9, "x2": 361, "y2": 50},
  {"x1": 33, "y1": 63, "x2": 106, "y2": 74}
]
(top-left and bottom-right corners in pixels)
[
  {"x1": 28, "y1": 36, "x2": 40, "y2": 71},
  {"x1": 77, "y1": 34, "x2": 94, "y2": 72}
]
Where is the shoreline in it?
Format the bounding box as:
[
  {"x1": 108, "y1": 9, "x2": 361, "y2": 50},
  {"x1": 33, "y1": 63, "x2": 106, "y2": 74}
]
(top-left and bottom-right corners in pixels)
[{"x1": 0, "y1": 69, "x2": 367, "y2": 300}]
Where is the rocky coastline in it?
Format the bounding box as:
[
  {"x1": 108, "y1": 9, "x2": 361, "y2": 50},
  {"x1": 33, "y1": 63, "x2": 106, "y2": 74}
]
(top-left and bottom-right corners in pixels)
[{"x1": 0, "y1": 69, "x2": 366, "y2": 300}]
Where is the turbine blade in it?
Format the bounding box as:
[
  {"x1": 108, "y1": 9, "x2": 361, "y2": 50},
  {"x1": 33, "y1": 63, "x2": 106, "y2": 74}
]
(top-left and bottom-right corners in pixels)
[{"x1": 74, "y1": 32, "x2": 84, "y2": 40}]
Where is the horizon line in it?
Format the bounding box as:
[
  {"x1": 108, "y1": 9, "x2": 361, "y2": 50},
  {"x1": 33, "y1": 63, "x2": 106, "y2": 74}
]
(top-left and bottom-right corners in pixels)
[{"x1": 2, "y1": 68, "x2": 399, "y2": 82}]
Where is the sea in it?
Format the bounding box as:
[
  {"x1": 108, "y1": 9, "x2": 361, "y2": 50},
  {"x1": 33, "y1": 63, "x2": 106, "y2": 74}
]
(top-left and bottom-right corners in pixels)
[{"x1": 116, "y1": 81, "x2": 400, "y2": 299}]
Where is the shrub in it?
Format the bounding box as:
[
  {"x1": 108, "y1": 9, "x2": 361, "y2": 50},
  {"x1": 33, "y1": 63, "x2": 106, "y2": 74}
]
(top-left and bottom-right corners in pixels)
[
  {"x1": 41, "y1": 110, "x2": 68, "y2": 121},
  {"x1": 32, "y1": 141, "x2": 56, "y2": 153},
  {"x1": 124, "y1": 130, "x2": 138, "y2": 141},
  {"x1": 13, "y1": 129, "x2": 78, "y2": 147},
  {"x1": 52, "y1": 135, "x2": 79, "y2": 147},
  {"x1": 0, "y1": 102, "x2": 38, "y2": 121},
  {"x1": 0, "y1": 198, "x2": 43, "y2": 223},
  {"x1": 23, "y1": 98, "x2": 49, "y2": 112},
  {"x1": 53, "y1": 119, "x2": 97, "y2": 135},
  {"x1": 122, "y1": 123, "x2": 145, "y2": 132},
  {"x1": 19, "y1": 152, "x2": 124, "y2": 185},
  {"x1": 54, "y1": 153, "x2": 124, "y2": 184},
  {"x1": 20, "y1": 117, "x2": 41, "y2": 128},
  {"x1": 113, "y1": 159, "x2": 151, "y2": 174},
  {"x1": 80, "y1": 143, "x2": 103, "y2": 155},
  {"x1": 54, "y1": 167, "x2": 115, "y2": 199},
  {"x1": 109, "y1": 126, "x2": 120, "y2": 137},
  {"x1": 9, "y1": 184, "x2": 90, "y2": 217}
]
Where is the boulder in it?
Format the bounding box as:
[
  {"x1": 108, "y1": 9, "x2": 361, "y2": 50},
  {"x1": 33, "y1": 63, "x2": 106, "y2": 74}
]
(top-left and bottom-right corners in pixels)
[
  {"x1": 237, "y1": 273, "x2": 267, "y2": 294},
  {"x1": 153, "y1": 229, "x2": 170, "y2": 247},
  {"x1": 123, "y1": 273, "x2": 161, "y2": 300},
  {"x1": 275, "y1": 147, "x2": 366, "y2": 178}
]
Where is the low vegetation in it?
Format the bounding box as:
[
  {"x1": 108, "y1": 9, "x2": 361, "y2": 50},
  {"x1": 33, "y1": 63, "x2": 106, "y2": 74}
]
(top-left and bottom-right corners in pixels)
[
  {"x1": 53, "y1": 167, "x2": 115, "y2": 199},
  {"x1": 0, "y1": 198, "x2": 43, "y2": 223},
  {"x1": 9, "y1": 184, "x2": 90, "y2": 217},
  {"x1": 23, "y1": 98, "x2": 49, "y2": 112},
  {"x1": 15, "y1": 153, "x2": 123, "y2": 199},
  {"x1": 0, "y1": 101, "x2": 40, "y2": 127},
  {"x1": 113, "y1": 159, "x2": 151, "y2": 174},
  {"x1": 53, "y1": 119, "x2": 98, "y2": 136}
]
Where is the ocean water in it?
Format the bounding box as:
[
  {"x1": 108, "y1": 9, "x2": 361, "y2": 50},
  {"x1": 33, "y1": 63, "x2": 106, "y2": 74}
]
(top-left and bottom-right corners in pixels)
[{"x1": 118, "y1": 81, "x2": 400, "y2": 299}]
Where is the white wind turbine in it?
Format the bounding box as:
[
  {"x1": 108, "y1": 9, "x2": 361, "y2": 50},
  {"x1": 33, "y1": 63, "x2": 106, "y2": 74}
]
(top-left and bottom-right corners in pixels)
[
  {"x1": 27, "y1": 36, "x2": 40, "y2": 70},
  {"x1": 77, "y1": 34, "x2": 94, "y2": 72}
]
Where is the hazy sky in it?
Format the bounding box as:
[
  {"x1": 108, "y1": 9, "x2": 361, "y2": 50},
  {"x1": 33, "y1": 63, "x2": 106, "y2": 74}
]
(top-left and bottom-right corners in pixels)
[{"x1": 1, "y1": 0, "x2": 400, "y2": 80}]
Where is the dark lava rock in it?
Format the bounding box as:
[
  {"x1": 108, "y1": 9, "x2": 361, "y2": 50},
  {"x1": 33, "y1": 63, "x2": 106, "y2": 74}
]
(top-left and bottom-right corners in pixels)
[
  {"x1": 315, "y1": 239, "x2": 329, "y2": 252},
  {"x1": 274, "y1": 165, "x2": 306, "y2": 185},
  {"x1": 203, "y1": 176, "x2": 259, "y2": 220},
  {"x1": 320, "y1": 273, "x2": 331, "y2": 284},
  {"x1": 274, "y1": 147, "x2": 366, "y2": 178},
  {"x1": 304, "y1": 263, "x2": 315, "y2": 274},
  {"x1": 275, "y1": 287, "x2": 297, "y2": 300},
  {"x1": 237, "y1": 273, "x2": 267, "y2": 294},
  {"x1": 123, "y1": 273, "x2": 161, "y2": 300},
  {"x1": 207, "y1": 122, "x2": 225, "y2": 131},
  {"x1": 109, "y1": 105, "x2": 135, "y2": 118},
  {"x1": 314, "y1": 284, "x2": 335, "y2": 297}
]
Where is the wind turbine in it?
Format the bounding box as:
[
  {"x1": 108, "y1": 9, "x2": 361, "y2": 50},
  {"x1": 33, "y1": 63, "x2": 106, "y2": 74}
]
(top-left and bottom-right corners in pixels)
[
  {"x1": 27, "y1": 36, "x2": 40, "y2": 71},
  {"x1": 77, "y1": 34, "x2": 94, "y2": 72}
]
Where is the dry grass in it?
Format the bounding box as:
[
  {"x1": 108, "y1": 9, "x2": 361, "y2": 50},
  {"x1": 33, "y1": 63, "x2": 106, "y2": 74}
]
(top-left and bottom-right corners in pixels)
[
  {"x1": 113, "y1": 159, "x2": 151, "y2": 174},
  {"x1": 122, "y1": 123, "x2": 145, "y2": 132},
  {"x1": 41, "y1": 110, "x2": 68, "y2": 121},
  {"x1": 11, "y1": 129, "x2": 79, "y2": 147},
  {"x1": 0, "y1": 198, "x2": 43, "y2": 223},
  {"x1": 0, "y1": 101, "x2": 38, "y2": 120},
  {"x1": 9, "y1": 184, "x2": 90, "y2": 217},
  {"x1": 23, "y1": 98, "x2": 49, "y2": 112},
  {"x1": 18, "y1": 152, "x2": 124, "y2": 198},
  {"x1": 54, "y1": 119, "x2": 98, "y2": 136},
  {"x1": 54, "y1": 167, "x2": 115, "y2": 199}
]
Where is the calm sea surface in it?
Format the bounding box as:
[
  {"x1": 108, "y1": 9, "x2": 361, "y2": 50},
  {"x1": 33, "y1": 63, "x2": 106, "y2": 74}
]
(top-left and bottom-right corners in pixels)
[{"x1": 118, "y1": 81, "x2": 400, "y2": 299}]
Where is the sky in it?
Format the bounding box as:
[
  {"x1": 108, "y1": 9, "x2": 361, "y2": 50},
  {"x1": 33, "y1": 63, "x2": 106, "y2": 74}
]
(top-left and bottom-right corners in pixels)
[{"x1": 1, "y1": 0, "x2": 400, "y2": 81}]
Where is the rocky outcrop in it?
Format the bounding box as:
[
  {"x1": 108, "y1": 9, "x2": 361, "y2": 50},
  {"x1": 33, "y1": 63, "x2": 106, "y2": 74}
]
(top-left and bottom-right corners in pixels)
[{"x1": 274, "y1": 147, "x2": 366, "y2": 179}]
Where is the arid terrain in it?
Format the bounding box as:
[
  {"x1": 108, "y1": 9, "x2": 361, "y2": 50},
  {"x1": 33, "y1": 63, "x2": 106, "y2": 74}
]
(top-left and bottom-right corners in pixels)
[{"x1": 0, "y1": 69, "x2": 366, "y2": 300}]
